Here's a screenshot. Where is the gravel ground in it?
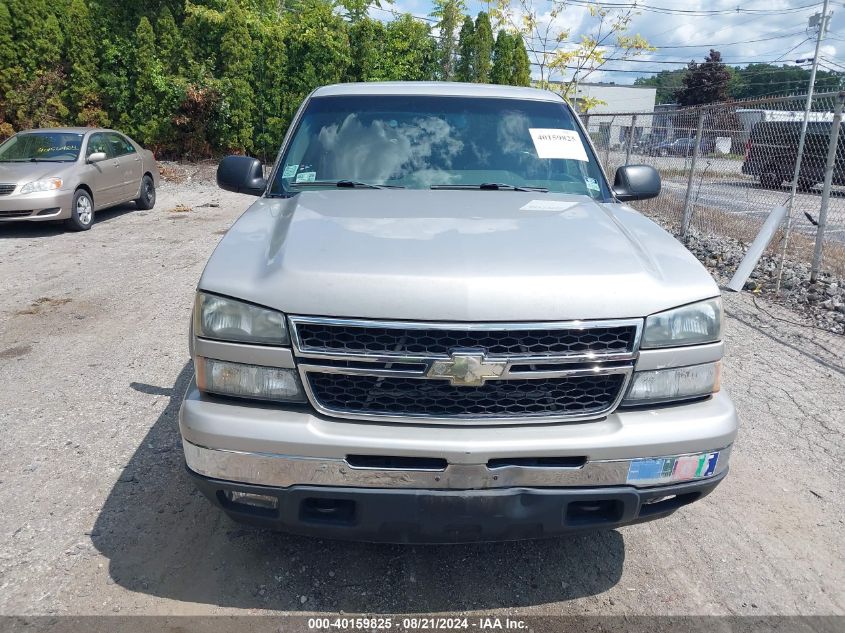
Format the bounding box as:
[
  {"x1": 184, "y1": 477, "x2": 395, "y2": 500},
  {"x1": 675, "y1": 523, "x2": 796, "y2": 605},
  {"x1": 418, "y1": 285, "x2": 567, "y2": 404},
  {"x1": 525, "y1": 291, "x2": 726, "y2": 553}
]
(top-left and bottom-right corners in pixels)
[{"x1": 0, "y1": 167, "x2": 843, "y2": 617}]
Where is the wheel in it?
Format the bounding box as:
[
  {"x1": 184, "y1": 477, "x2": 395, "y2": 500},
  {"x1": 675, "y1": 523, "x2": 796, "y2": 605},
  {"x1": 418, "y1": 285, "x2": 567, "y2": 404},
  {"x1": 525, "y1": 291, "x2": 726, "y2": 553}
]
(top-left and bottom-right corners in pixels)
[
  {"x1": 759, "y1": 172, "x2": 780, "y2": 189},
  {"x1": 659, "y1": 149, "x2": 668, "y2": 157},
  {"x1": 66, "y1": 189, "x2": 94, "y2": 231},
  {"x1": 135, "y1": 174, "x2": 156, "y2": 210}
]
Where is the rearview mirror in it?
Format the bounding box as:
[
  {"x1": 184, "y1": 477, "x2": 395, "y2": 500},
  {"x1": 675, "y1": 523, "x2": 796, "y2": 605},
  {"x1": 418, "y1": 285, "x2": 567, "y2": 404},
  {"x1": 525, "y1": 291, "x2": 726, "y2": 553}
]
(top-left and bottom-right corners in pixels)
[
  {"x1": 88, "y1": 152, "x2": 107, "y2": 163},
  {"x1": 217, "y1": 155, "x2": 266, "y2": 196},
  {"x1": 613, "y1": 164, "x2": 661, "y2": 201}
]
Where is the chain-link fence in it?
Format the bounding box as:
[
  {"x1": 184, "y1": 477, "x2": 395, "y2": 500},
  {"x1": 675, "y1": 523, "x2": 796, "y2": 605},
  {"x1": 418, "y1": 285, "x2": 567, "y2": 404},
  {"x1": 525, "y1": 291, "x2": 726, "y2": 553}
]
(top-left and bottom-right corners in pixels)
[{"x1": 582, "y1": 91, "x2": 845, "y2": 348}]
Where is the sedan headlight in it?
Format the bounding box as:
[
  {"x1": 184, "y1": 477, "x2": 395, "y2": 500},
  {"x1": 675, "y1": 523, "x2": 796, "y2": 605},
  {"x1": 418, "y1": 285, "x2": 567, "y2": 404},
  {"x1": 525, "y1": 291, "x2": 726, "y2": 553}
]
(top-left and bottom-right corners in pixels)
[
  {"x1": 623, "y1": 362, "x2": 720, "y2": 406},
  {"x1": 194, "y1": 292, "x2": 289, "y2": 345},
  {"x1": 20, "y1": 178, "x2": 63, "y2": 194},
  {"x1": 642, "y1": 298, "x2": 722, "y2": 349},
  {"x1": 196, "y1": 357, "x2": 304, "y2": 402}
]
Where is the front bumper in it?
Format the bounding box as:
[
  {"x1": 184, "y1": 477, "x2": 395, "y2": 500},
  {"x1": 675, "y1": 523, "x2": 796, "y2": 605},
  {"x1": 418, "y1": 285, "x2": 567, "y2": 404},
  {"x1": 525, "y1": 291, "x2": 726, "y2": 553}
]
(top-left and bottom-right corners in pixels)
[
  {"x1": 179, "y1": 379, "x2": 737, "y2": 540},
  {"x1": 0, "y1": 189, "x2": 73, "y2": 221},
  {"x1": 187, "y1": 468, "x2": 728, "y2": 543}
]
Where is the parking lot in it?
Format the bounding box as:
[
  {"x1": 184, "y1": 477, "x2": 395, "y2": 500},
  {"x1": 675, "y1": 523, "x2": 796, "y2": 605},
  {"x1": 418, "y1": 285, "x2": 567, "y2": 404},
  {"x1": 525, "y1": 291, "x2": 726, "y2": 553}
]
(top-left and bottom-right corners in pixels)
[{"x1": 0, "y1": 168, "x2": 843, "y2": 617}]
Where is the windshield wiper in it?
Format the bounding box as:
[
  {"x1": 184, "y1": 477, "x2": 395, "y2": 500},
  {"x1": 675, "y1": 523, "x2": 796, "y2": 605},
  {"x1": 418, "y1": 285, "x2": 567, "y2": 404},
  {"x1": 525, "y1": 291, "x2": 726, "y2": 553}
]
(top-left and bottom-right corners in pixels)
[
  {"x1": 430, "y1": 182, "x2": 549, "y2": 192},
  {"x1": 292, "y1": 179, "x2": 404, "y2": 190}
]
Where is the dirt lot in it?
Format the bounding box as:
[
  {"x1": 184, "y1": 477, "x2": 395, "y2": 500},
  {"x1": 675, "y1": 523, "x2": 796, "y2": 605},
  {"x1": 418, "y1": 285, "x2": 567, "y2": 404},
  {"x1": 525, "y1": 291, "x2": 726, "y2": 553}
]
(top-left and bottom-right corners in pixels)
[{"x1": 0, "y1": 166, "x2": 843, "y2": 617}]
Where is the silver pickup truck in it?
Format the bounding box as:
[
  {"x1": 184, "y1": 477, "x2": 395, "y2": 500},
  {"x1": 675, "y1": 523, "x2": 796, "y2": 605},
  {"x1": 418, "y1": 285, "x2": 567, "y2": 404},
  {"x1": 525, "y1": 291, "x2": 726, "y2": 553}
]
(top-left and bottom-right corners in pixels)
[{"x1": 179, "y1": 82, "x2": 737, "y2": 543}]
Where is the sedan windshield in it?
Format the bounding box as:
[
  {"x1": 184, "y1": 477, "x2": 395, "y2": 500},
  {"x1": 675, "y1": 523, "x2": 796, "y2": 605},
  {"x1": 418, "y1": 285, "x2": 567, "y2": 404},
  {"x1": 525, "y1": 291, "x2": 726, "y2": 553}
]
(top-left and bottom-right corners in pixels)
[
  {"x1": 0, "y1": 132, "x2": 84, "y2": 162},
  {"x1": 271, "y1": 95, "x2": 611, "y2": 199}
]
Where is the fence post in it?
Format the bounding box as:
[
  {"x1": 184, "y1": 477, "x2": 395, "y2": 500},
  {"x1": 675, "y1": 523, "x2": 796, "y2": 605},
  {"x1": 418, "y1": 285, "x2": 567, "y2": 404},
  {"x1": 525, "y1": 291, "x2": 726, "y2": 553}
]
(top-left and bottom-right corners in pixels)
[
  {"x1": 604, "y1": 115, "x2": 616, "y2": 172},
  {"x1": 624, "y1": 114, "x2": 637, "y2": 166},
  {"x1": 681, "y1": 108, "x2": 706, "y2": 239},
  {"x1": 810, "y1": 91, "x2": 845, "y2": 283}
]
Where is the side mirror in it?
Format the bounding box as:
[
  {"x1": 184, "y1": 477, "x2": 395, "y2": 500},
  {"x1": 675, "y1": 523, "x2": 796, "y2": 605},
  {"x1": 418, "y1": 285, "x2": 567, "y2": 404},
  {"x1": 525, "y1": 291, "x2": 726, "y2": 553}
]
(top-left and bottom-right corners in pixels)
[
  {"x1": 217, "y1": 155, "x2": 266, "y2": 196},
  {"x1": 88, "y1": 152, "x2": 107, "y2": 163},
  {"x1": 613, "y1": 164, "x2": 661, "y2": 201}
]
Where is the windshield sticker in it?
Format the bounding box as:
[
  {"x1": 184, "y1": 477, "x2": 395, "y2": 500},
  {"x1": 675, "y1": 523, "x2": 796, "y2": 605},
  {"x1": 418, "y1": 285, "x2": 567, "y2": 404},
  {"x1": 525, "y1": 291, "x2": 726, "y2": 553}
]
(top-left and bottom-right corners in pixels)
[
  {"x1": 295, "y1": 171, "x2": 316, "y2": 183},
  {"x1": 282, "y1": 164, "x2": 299, "y2": 178},
  {"x1": 528, "y1": 128, "x2": 589, "y2": 161},
  {"x1": 520, "y1": 200, "x2": 580, "y2": 212},
  {"x1": 585, "y1": 177, "x2": 600, "y2": 192}
]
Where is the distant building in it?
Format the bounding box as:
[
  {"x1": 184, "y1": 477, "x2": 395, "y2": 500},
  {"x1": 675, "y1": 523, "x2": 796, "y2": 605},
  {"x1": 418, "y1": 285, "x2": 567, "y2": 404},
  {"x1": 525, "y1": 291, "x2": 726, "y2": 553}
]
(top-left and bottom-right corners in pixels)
[{"x1": 547, "y1": 82, "x2": 658, "y2": 148}]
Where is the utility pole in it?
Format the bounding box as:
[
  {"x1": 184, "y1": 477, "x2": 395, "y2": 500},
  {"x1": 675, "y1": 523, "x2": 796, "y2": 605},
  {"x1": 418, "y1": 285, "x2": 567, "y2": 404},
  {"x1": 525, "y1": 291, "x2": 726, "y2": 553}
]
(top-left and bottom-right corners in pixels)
[{"x1": 776, "y1": 0, "x2": 832, "y2": 292}]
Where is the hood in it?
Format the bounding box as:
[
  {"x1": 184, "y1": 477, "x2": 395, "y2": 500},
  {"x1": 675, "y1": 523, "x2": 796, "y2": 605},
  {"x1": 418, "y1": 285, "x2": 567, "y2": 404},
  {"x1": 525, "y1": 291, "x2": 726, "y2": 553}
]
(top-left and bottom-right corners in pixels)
[
  {"x1": 199, "y1": 190, "x2": 719, "y2": 321},
  {"x1": 0, "y1": 161, "x2": 78, "y2": 184}
]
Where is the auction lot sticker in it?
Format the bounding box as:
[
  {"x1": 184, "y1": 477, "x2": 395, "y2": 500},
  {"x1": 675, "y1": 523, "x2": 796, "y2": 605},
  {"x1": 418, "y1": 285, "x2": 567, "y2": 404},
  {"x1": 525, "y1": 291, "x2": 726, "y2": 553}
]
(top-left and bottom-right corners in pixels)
[
  {"x1": 528, "y1": 128, "x2": 589, "y2": 161},
  {"x1": 627, "y1": 452, "x2": 719, "y2": 485}
]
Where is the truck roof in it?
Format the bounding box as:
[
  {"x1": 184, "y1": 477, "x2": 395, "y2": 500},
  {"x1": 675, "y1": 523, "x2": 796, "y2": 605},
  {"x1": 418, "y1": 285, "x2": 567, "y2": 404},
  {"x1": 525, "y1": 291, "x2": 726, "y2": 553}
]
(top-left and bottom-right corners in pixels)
[{"x1": 311, "y1": 82, "x2": 566, "y2": 103}]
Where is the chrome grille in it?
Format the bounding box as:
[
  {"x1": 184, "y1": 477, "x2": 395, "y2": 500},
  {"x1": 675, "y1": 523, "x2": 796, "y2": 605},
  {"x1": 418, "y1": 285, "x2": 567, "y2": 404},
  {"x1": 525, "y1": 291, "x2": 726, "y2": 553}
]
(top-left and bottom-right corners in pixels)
[
  {"x1": 0, "y1": 184, "x2": 16, "y2": 196},
  {"x1": 290, "y1": 316, "x2": 642, "y2": 425}
]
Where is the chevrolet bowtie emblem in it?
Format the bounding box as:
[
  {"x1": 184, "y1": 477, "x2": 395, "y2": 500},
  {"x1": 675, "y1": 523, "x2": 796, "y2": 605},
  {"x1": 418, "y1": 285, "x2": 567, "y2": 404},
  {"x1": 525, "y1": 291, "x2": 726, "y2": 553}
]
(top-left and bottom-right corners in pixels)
[{"x1": 427, "y1": 352, "x2": 507, "y2": 387}]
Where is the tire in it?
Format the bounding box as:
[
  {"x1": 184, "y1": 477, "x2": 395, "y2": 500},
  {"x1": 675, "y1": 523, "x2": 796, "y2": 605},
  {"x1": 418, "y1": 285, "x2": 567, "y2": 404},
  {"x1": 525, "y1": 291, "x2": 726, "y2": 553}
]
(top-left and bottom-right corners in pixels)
[
  {"x1": 135, "y1": 174, "x2": 156, "y2": 210},
  {"x1": 66, "y1": 189, "x2": 94, "y2": 231}
]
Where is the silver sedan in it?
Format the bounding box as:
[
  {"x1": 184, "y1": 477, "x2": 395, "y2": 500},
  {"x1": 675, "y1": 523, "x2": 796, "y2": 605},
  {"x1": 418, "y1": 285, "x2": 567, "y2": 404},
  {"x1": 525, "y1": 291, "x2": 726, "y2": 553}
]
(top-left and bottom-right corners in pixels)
[{"x1": 0, "y1": 127, "x2": 159, "y2": 231}]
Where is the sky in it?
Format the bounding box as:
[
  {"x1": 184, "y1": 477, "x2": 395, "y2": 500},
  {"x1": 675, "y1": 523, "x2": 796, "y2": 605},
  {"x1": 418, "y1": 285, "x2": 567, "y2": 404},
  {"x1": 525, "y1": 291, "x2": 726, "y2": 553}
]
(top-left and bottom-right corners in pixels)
[{"x1": 371, "y1": 0, "x2": 845, "y2": 85}]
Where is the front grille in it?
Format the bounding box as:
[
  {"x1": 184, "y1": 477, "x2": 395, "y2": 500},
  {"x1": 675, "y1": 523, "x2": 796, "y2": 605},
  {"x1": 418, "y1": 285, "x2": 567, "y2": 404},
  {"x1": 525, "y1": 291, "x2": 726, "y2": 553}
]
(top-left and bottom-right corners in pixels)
[
  {"x1": 0, "y1": 183, "x2": 15, "y2": 196},
  {"x1": 291, "y1": 316, "x2": 640, "y2": 423},
  {"x1": 0, "y1": 210, "x2": 31, "y2": 218},
  {"x1": 295, "y1": 323, "x2": 637, "y2": 357},
  {"x1": 307, "y1": 373, "x2": 626, "y2": 419}
]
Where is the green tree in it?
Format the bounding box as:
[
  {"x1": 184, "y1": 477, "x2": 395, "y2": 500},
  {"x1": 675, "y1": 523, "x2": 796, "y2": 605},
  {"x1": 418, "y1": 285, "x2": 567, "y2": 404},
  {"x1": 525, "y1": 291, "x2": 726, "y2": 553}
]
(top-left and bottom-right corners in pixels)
[
  {"x1": 430, "y1": 0, "x2": 465, "y2": 81},
  {"x1": 219, "y1": 0, "x2": 256, "y2": 152},
  {"x1": 674, "y1": 49, "x2": 731, "y2": 106},
  {"x1": 490, "y1": 29, "x2": 513, "y2": 85},
  {"x1": 455, "y1": 16, "x2": 475, "y2": 82},
  {"x1": 473, "y1": 11, "x2": 493, "y2": 83},
  {"x1": 340, "y1": 0, "x2": 393, "y2": 23},
  {"x1": 7, "y1": 0, "x2": 63, "y2": 75},
  {"x1": 156, "y1": 6, "x2": 182, "y2": 76},
  {"x1": 510, "y1": 33, "x2": 530, "y2": 86},
  {"x1": 130, "y1": 17, "x2": 161, "y2": 141},
  {"x1": 348, "y1": 17, "x2": 384, "y2": 82},
  {"x1": 634, "y1": 69, "x2": 686, "y2": 104},
  {"x1": 372, "y1": 15, "x2": 436, "y2": 81},
  {"x1": 282, "y1": 0, "x2": 350, "y2": 119},
  {"x1": 64, "y1": 0, "x2": 108, "y2": 126},
  {"x1": 254, "y1": 21, "x2": 288, "y2": 159},
  {"x1": 0, "y1": 0, "x2": 19, "y2": 120}
]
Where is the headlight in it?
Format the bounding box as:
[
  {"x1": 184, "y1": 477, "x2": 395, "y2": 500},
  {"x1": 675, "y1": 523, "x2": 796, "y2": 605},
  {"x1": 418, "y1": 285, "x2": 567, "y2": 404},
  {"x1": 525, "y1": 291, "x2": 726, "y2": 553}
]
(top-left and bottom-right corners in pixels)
[
  {"x1": 194, "y1": 292, "x2": 289, "y2": 345},
  {"x1": 623, "y1": 362, "x2": 720, "y2": 406},
  {"x1": 196, "y1": 357, "x2": 305, "y2": 402},
  {"x1": 20, "y1": 178, "x2": 63, "y2": 194},
  {"x1": 642, "y1": 298, "x2": 722, "y2": 349}
]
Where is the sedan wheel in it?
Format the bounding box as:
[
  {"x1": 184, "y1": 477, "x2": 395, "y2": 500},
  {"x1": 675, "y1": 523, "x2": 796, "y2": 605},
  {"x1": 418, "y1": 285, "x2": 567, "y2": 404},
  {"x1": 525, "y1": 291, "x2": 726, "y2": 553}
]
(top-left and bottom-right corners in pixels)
[
  {"x1": 66, "y1": 190, "x2": 94, "y2": 232},
  {"x1": 135, "y1": 174, "x2": 156, "y2": 210}
]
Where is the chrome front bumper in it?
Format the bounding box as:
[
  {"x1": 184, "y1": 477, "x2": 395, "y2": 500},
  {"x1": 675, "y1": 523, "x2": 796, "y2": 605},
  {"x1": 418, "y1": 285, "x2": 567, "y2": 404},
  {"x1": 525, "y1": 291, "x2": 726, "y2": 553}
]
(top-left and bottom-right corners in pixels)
[{"x1": 183, "y1": 438, "x2": 732, "y2": 490}]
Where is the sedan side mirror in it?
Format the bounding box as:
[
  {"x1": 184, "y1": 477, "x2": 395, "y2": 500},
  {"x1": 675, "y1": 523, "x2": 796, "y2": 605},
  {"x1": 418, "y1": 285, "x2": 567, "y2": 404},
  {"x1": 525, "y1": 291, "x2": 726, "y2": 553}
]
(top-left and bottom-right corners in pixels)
[
  {"x1": 613, "y1": 164, "x2": 661, "y2": 201},
  {"x1": 88, "y1": 152, "x2": 107, "y2": 163},
  {"x1": 217, "y1": 155, "x2": 266, "y2": 196}
]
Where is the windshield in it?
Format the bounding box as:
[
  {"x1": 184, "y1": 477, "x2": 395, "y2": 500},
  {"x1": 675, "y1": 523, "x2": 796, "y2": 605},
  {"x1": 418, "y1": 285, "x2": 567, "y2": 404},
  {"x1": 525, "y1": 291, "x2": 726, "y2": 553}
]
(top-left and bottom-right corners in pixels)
[
  {"x1": 0, "y1": 132, "x2": 84, "y2": 162},
  {"x1": 271, "y1": 95, "x2": 611, "y2": 199}
]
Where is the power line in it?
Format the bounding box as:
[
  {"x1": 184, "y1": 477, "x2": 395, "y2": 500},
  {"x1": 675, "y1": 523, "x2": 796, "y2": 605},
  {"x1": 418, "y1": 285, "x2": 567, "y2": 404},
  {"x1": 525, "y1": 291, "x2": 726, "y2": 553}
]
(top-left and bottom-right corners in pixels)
[{"x1": 566, "y1": 0, "x2": 822, "y2": 16}]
